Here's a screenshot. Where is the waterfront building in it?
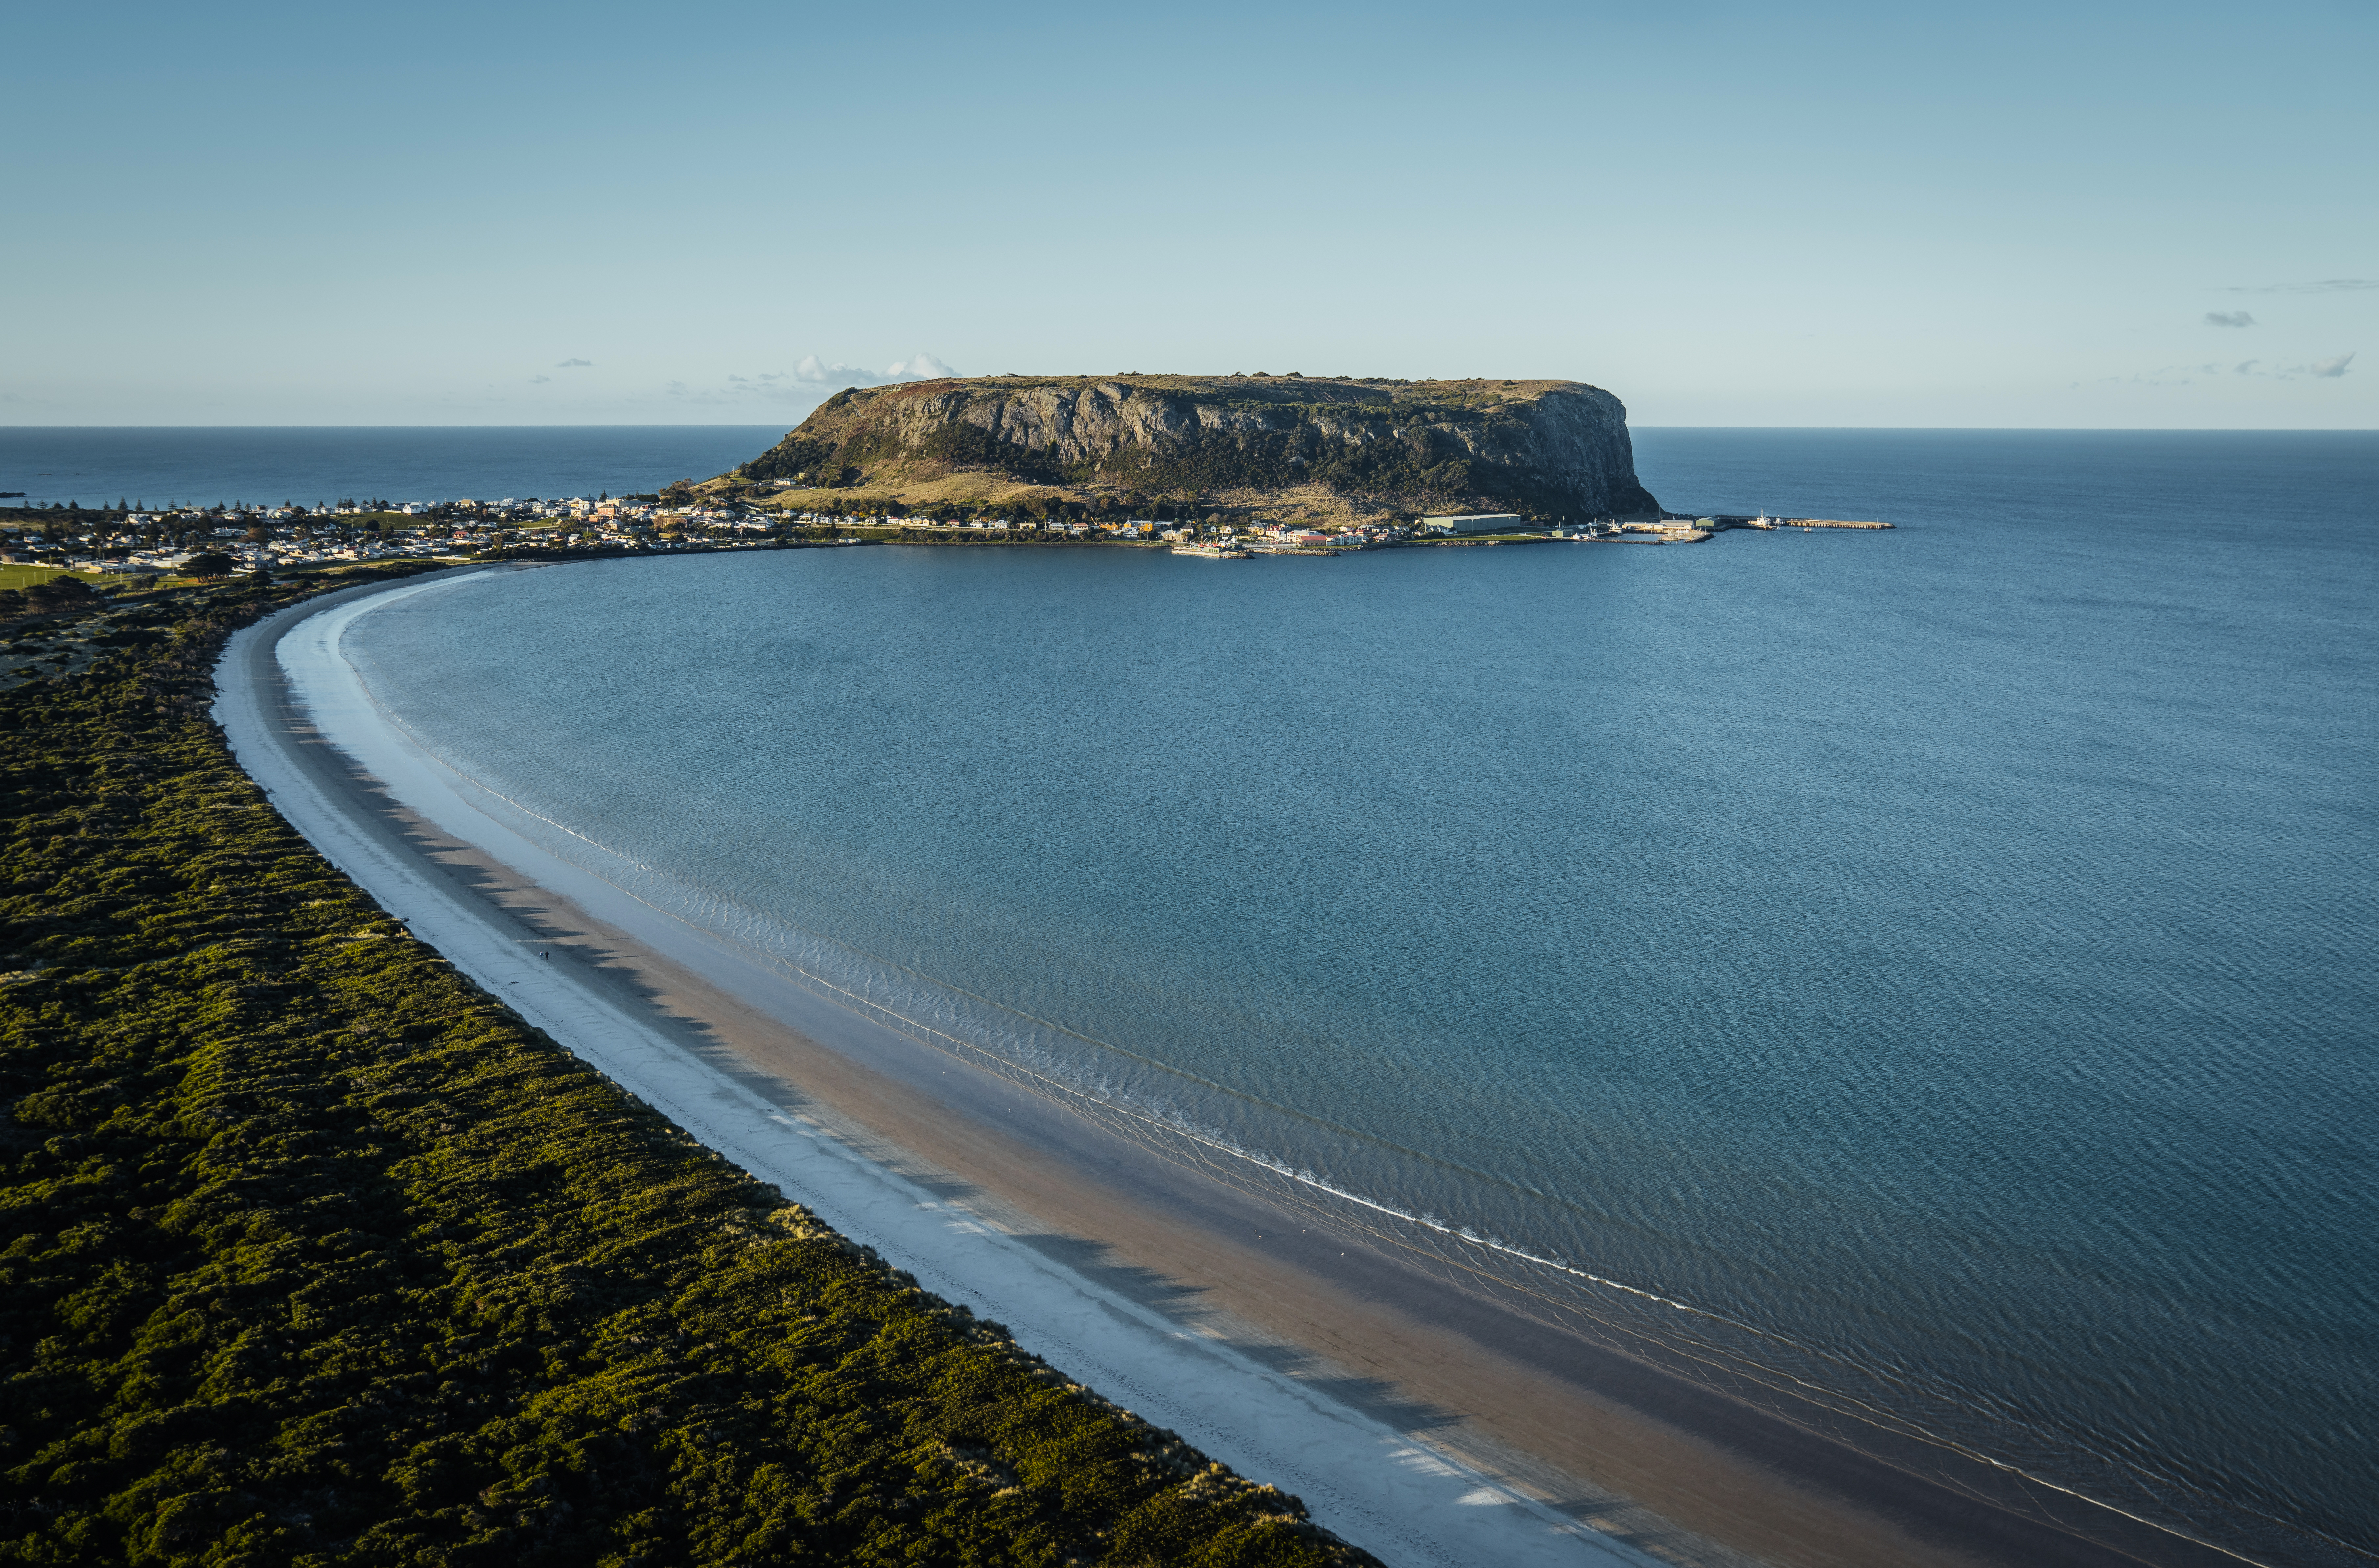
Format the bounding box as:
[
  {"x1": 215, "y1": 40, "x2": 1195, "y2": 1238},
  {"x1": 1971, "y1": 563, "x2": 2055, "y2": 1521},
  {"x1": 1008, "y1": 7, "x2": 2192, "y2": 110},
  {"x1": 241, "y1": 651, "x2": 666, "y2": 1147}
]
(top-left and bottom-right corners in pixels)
[{"x1": 1418, "y1": 513, "x2": 1524, "y2": 533}]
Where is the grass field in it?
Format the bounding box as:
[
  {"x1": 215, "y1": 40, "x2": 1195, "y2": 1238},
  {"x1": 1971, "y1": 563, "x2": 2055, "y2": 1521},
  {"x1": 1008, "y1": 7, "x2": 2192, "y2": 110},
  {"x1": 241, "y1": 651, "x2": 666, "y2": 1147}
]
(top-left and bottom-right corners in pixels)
[
  {"x1": 0, "y1": 564, "x2": 229, "y2": 597},
  {"x1": 0, "y1": 564, "x2": 116, "y2": 591}
]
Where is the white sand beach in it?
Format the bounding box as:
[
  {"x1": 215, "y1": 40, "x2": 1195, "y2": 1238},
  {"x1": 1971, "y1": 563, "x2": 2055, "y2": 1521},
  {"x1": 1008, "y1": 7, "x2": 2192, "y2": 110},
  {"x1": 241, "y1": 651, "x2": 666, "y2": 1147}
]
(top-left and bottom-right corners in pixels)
[
  {"x1": 216, "y1": 571, "x2": 1676, "y2": 1568},
  {"x1": 214, "y1": 570, "x2": 2191, "y2": 1568}
]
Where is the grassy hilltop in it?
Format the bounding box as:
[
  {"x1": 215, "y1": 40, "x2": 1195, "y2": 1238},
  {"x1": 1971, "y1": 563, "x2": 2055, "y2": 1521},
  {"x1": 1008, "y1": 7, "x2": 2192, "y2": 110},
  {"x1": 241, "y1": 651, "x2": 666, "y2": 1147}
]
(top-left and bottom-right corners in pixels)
[{"x1": 712, "y1": 374, "x2": 1663, "y2": 527}]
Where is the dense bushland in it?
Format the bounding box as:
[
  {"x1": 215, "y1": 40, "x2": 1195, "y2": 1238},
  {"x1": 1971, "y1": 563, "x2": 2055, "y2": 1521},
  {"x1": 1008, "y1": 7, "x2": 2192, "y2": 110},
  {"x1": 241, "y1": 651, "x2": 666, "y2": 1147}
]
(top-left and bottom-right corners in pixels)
[{"x1": 0, "y1": 576, "x2": 1367, "y2": 1567}]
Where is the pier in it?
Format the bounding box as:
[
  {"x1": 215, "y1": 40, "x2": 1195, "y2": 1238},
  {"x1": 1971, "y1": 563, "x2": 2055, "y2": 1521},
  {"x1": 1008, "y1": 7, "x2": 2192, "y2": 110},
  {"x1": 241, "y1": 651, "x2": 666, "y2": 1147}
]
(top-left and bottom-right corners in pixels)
[{"x1": 1693, "y1": 514, "x2": 1895, "y2": 530}]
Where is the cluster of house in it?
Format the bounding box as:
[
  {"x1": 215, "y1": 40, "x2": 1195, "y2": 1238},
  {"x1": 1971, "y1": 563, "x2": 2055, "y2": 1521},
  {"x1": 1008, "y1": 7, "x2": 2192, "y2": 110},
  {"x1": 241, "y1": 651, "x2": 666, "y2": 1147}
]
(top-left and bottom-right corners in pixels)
[
  {"x1": 463, "y1": 496, "x2": 660, "y2": 525},
  {"x1": 780, "y1": 514, "x2": 1483, "y2": 544},
  {"x1": 2, "y1": 497, "x2": 1624, "y2": 587},
  {"x1": 785, "y1": 513, "x2": 1100, "y2": 536},
  {"x1": 6, "y1": 530, "x2": 425, "y2": 579},
  {"x1": 815, "y1": 512, "x2": 1595, "y2": 545},
  {"x1": 70, "y1": 535, "x2": 483, "y2": 577},
  {"x1": 786, "y1": 514, "x2": 1217, "y2": 540},
  {"x1": 0, "y1": 495, "x2": 714, "y2": 580}
]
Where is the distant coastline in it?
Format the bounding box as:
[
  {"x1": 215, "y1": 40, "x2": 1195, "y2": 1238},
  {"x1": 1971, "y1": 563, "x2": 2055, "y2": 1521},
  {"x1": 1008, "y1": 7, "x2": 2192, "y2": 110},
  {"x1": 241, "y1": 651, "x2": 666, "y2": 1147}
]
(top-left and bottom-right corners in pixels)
[{"x1": 0, "y1": 496, "x2": 1893, "y2": 609}]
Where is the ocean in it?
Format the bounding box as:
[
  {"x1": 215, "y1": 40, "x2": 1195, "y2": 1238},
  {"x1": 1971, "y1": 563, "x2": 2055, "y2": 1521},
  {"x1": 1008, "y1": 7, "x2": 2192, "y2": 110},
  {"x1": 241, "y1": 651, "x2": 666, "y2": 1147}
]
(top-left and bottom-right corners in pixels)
[
  {"x1": 0, "y1": 426, "x2": 782, "y2": 510},
  {"x1": 210, "y1": 426, "x2": 2379, "y2": 1563}
]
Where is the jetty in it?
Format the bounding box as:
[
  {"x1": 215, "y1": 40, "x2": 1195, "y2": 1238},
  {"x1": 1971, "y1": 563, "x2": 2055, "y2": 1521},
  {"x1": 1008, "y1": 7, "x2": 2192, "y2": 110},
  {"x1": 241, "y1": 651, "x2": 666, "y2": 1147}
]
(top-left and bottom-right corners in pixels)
[{"x1": 1696, "y1": 514, "x2": 1894, "y2": 530}]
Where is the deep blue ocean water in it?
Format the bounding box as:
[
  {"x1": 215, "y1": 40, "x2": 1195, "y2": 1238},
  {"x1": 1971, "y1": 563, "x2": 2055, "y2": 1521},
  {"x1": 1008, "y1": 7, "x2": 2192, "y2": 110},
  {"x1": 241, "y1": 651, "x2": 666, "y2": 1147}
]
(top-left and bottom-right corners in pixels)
[
  {"x1": 325, "y1": 429, "x2": 2374, "y2": 1564},
  {"x1": 0, "y1": 426, "x2": 781, "y2": 509}
]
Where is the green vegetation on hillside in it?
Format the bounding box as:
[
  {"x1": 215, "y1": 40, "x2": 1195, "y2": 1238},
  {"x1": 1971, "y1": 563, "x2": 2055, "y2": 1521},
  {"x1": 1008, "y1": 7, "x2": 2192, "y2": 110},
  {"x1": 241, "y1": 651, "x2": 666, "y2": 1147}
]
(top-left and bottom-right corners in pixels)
[
  {"x1": 734, "y1": 381, "x2": 1506, "y2": 503},
  {"x1": 718, "y1": 374, "x2": 1658, "y2": 526},
  {"x1": 0, "y1": 576, "x2": 1369, "y2": 1568}
]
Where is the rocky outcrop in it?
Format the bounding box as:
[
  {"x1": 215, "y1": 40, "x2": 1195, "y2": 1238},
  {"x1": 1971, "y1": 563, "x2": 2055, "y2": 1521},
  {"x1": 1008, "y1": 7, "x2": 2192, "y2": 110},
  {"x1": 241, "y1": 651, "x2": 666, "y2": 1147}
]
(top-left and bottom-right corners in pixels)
[{"x1": 728, "y1": 374, "x2": 1662, "y2": 519}]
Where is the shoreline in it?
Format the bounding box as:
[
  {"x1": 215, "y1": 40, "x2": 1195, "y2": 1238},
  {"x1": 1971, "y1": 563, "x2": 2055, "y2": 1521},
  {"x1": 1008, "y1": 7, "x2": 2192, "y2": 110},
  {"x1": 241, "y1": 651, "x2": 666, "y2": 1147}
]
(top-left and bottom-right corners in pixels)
[
  {"x1": 216, "y1": 572, "x2": 1654, "y2": 1568},
  {"x1": 215, "y1": 570, "x2": 2236, "y2": 1568}
]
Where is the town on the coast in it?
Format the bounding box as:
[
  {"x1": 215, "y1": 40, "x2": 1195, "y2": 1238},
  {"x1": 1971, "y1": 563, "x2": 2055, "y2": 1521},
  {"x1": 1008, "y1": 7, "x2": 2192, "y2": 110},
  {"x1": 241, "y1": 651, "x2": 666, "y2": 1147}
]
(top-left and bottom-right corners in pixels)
[
  {"x1": 0, "y1": 491, "x2": 1888, "y2": 589},
  {"x1": 0, "y1": 374, "x2": 1898, "y2": 596}
]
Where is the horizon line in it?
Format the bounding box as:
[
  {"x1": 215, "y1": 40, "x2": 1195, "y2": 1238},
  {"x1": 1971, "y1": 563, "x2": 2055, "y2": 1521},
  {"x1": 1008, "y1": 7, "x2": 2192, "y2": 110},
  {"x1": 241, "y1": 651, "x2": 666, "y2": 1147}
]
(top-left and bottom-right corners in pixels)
[{"x1": 2, "y1": 422, "x2": 2373, "y2": 434}]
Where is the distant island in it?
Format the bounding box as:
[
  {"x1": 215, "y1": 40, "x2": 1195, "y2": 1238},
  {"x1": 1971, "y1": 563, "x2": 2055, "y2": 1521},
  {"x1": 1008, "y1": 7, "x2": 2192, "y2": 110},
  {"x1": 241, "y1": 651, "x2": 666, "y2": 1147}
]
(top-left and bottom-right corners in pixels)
[{"x1": 709, "y1": 374, "x2": 1668, "y2": 530}]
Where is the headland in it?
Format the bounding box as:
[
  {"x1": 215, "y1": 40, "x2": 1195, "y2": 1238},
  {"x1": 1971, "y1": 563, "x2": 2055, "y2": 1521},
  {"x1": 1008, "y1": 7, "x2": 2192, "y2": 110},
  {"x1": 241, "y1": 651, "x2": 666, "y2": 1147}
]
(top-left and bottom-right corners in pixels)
[{"x1": 711, "y1": 374, "x2": 1666, "y2": 530}]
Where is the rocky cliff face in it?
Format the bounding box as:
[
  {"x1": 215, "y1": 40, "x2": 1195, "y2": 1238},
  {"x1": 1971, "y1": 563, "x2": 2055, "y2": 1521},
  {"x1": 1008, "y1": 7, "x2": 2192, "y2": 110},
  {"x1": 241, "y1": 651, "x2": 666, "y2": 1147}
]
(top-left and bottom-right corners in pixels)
[{"x1": 731, "y1": 375, "x2": 1662, "y2": 519}]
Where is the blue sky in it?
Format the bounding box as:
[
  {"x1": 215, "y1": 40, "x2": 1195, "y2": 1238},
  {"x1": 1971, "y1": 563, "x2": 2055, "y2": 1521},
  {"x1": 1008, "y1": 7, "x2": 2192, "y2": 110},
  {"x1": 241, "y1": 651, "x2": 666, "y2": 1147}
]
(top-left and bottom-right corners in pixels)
[{"x1": 8, "y1": 0, "x2": 2372, "y2": 427}]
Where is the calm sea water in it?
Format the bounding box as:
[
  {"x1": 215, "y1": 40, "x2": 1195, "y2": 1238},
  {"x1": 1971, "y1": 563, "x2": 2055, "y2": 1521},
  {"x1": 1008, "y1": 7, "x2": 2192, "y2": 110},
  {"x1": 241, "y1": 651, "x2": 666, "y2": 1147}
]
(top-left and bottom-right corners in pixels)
[
  {"x1": 0, "y1": 426, "x2": 780, "y2": 509},
  {"x1": 341, "y1": 430, "x2": 2375, "y2": 1566}
]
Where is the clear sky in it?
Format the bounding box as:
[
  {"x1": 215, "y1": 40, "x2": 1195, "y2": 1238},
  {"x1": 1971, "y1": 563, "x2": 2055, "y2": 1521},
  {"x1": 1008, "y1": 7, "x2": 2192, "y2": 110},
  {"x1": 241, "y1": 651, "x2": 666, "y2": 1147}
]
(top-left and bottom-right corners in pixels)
[{"x1": 8, "y1": 0, "x2": 2372, "y2": 428}]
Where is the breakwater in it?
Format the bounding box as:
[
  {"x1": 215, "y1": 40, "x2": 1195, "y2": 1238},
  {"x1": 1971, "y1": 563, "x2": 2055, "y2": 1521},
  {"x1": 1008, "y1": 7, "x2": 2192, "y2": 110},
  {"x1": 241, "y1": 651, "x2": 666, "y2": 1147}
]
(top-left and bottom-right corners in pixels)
[{"x1": 1693, "y1": 514, "x2": 1895, "y2": 529}]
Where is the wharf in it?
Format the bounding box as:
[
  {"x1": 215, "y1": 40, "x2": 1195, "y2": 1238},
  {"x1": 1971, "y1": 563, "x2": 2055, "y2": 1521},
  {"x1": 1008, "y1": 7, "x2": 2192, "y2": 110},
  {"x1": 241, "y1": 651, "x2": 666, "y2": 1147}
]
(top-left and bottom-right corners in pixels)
[{"x1": 1698, "y1": 515, "x2": 1894, "y2": 530}]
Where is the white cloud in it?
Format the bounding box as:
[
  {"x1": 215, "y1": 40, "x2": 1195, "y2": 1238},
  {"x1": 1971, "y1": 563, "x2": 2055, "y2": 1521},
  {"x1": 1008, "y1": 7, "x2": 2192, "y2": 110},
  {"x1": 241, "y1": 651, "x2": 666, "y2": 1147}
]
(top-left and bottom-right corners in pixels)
[
  {"x1": 885, "y1": 352, "x2": 958, "y2": 379},
  {"x1": 790, "y1": 352, "x2": 960, "y2": 387},
  {"x1": 2204, "y1": 311, "x2": 2255, "y2": 328},
  {"x1": 530, "y1": 375, "x2": 551, "y2": 384},
  {"x1": 791, "y1": 355, "x2": 870, "y2": 384},
  {"x1": 2221, "y1": 279, "x2": 2379, "y2": 294},
  {"x1": 2103, "y1": 351, "x2": 2356, "y2": 385},
  {"x1": 556, "y1": 357, "x2": 593, "y2": 368},
  {"x1": 638, "y1": 355, "x2": 963, "y2": 412}
]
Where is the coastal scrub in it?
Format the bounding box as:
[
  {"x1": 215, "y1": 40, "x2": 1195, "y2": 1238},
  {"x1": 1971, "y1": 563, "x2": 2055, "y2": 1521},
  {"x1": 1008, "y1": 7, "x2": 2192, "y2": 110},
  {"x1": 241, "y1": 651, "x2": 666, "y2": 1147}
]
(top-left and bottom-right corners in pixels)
[{"x1": 0, "y1": 574, "x2": 1369, "y2": 1567}]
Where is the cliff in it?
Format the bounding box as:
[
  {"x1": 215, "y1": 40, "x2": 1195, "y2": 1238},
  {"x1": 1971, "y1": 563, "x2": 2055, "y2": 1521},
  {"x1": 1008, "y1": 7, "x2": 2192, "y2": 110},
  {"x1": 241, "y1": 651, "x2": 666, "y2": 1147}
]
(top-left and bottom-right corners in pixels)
[{"x1": 722, "y1": 374, "x2": 1662, "y2": 521}]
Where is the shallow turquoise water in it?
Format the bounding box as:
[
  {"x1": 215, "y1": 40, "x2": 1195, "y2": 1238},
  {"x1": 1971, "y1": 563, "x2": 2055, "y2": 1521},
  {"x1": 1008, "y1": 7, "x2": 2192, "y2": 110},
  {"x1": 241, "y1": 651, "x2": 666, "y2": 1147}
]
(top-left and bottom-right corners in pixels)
[{"x1": 348, "y1": 431, "x2": 2378, "y2": 1564}]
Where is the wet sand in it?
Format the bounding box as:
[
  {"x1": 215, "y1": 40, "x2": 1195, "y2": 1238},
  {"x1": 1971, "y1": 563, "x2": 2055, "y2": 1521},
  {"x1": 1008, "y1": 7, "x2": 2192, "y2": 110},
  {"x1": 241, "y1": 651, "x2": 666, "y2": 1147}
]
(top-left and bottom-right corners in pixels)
[{"x1": 216, "y1": 572, "x2": 2238, "y2": 1568}]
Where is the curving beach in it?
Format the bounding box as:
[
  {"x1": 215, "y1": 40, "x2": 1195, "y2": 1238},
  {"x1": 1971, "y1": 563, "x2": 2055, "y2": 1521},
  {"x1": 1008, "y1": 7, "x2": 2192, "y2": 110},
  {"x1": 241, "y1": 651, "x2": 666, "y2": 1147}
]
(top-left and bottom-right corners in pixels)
[{"x1": 215, "y1": 566, "x2": 2266, "y2": 1568}]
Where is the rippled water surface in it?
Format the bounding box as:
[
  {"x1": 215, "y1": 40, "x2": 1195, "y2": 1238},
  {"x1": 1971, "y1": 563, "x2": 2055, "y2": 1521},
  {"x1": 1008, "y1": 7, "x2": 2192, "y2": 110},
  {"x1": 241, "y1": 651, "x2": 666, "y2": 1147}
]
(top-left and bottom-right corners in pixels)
[{"x1": 347, "y1": 430, "x2": 2378, "y2": 1565}]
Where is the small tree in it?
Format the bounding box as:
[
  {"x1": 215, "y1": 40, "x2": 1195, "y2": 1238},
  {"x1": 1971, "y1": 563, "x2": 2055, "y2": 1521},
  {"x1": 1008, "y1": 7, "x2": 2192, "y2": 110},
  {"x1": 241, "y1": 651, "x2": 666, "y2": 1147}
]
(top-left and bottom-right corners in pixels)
[
  {"x1": 27, "y1": 576, "x2": 99, "y2": 613},
  {"x1": 184, "y1": 552, "x2": 236, "y2": 579}
]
